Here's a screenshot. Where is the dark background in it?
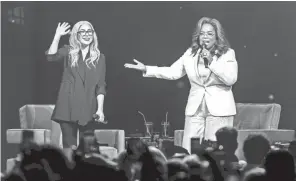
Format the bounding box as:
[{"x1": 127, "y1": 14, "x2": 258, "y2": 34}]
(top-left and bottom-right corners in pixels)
[{"x1": 2, "y1": 1, "x2": 296, "y2": 170}]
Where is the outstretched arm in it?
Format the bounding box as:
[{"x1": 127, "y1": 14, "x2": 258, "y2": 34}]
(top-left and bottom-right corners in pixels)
[{"x1": 124, "y1": 49, "x2": 190, "y2": 80}]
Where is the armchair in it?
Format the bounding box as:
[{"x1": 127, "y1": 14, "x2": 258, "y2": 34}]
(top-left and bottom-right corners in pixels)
[
  {"x1": 174, "y1": 103, "x2": 295, "y2": 160},
  {"x1": 6, "y1": 104, "x2": 125, "y2": 172}
]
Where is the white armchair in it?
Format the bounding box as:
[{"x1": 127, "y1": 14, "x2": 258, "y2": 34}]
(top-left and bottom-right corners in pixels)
[
  {"x1": 7, "y1": 105, "x2": 61, "y2": 146},
  {"x1": 174, "y1": 103, "x2": 295, "y2": 160},
  {"x1": 6, "y1": 104, "x2": 126, "y2": 171}
]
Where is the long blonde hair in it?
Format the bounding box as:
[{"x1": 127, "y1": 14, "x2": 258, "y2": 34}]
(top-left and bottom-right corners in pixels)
[
  {"x1": 69, "y1": 21, "x2": 100, "y2": 68},
  {"x1": 191, "y1": 17, "x2": 230, "y2": 57}
]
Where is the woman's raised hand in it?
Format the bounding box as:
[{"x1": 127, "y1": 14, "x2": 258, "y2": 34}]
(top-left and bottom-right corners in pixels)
[{"x1": 55, "y1": 22, "x2": 71, "y2": 37}]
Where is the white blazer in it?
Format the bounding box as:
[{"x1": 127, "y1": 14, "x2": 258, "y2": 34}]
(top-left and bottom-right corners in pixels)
[{"x1": 143, "y1": 47, "x2": 238, "y2": 117}]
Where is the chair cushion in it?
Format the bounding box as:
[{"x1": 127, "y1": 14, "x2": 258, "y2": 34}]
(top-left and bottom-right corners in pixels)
[{"x1": 7, "y1": 129, "x2": 51, "y2": 144}]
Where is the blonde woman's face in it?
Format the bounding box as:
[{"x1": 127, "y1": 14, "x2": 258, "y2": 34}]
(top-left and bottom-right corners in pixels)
[
  {"x1": 199, "y1": 23, "x2": 216, "y2": 50},
  {"x1": 77, "y1": 24, "x2": 94, "y2": 46}
]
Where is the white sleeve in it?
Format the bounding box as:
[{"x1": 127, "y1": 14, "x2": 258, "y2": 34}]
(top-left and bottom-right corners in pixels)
[{"x1": 143, "y1": 49, "x2": 190, "y2": 80}]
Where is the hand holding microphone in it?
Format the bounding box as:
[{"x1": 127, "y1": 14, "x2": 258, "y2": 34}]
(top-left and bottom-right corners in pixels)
[
  {"x1": 93, "y1": 114, "x2": 108, "y2": 124},
  {"x1": 200, "y1": 43, "x2": 212, "y2": 68}
]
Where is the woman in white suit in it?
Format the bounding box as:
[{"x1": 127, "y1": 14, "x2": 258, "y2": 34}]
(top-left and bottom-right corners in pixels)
[{"x1": 124, "y1": 17, "x2": 238, "y2": 153}]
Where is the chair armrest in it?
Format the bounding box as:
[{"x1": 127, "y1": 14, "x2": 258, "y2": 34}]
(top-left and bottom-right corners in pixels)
[
  {"x1": 94, "y1": 130, "x2": 125, "y2": 153},
  {"x1": 174, "y1": 130, "x2": 184, "y2": 147},
  {"x1": 7, "y1": 129, "x2": 51, "y2": 144}
]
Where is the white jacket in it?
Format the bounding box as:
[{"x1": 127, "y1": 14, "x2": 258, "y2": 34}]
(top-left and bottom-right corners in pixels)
[{"x1": 143, "y1": 48, "x2": 238, "y2": 116}]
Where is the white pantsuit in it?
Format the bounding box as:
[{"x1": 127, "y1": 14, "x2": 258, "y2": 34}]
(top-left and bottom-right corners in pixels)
[
  {"x1": 182, "y1": 98, "x2": 234, "y2": 153},
  {"x1": 143, "y1": 47, "x2": 238, "y2": 153}
]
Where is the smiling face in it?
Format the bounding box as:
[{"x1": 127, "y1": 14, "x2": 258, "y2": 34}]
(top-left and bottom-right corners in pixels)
[
  {"x1": 77, "y1": 23, "x2": 94, "y2": 46},
  {"x1": 199, "y1": 23, "x2": 217, "y2": 50}
]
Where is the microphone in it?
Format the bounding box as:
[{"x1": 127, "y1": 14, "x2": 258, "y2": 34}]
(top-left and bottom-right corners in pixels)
[{"x1": 201, "y1": 43, "x2": 209, "y2": 68}]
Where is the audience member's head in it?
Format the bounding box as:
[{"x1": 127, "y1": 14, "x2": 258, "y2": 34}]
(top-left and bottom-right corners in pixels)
[
  {"x1": 126, "y1": 138, "x2": 147, "y2": 160},
  {"x1": 19, "y1": 144, "x2": 49, "y2": 181},
  {"x1": 39, "y1": 144, "x2": 71, "y2": 178},
  {"x1": 19, "y1": 144, "x2": 71, "y2": 181},
  {"x1": 243, "y1": 134, "x2": 270, "y2": 165},
  {"x1": 263, "y1": 149, "x2": 295, "y2": 181},
  {"x1": 117, "y1": 140, "x2": 167, "y2": 181},
  {"x1": 116, "y1": 138, "x2": 147, "y2": 181},
  {"x1": 215, "y1": 127, "x2": 238, "y2": 155},
  {"x1": 74, "y1": 148, "x2": 126, "y2": 181},
  {"x1": 166, "y1": 158, "x2": 190, "y2": 181},
  {"x1": 20, "y1": 160, "x2": 51, "y2": 181},
  {"x1": 183, "y1": 154, "x2": 208, "y2": 181},
  {"x1": 139, "y1": 145, "x2": 168, "y2": 181}
]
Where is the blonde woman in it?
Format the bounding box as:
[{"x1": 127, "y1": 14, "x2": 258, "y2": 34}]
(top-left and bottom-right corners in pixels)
[
  {"x1": 125, "y1": 17, "x2": 238, "y2": 153},
  {"x1": 45, "y1": 21, "x2": 106, "y2": 158}
]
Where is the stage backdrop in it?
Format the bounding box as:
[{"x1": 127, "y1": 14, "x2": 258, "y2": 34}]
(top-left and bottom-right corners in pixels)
[{"x1": 2, "y1": 2, "x2": 296, "y2": 170}]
